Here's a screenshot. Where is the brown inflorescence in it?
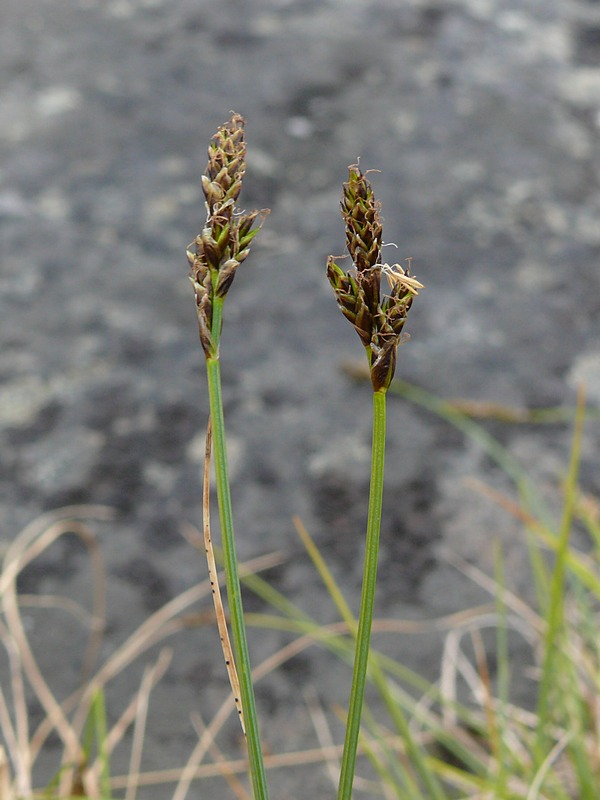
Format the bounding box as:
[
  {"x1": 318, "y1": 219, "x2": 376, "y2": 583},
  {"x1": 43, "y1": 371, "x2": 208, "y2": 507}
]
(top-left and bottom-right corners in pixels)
[
  {"x1": 327, "y1": 165, "x2": 422, "y2": 392},
  {"x1": 187, "y1": 113, "x2": 269, "y2": 357}
]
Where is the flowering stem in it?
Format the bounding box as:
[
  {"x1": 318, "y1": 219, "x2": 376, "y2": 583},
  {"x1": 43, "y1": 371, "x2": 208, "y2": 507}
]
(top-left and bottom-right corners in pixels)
[
  {"x1": 205, "y1": 344, "x2": 269, "y2": 800},
  {"x1": 337, "y1": 388, "x2": 387, "y2": 800},
  {"x1": 188, "y1": 113, "x2": 269, "y2": 800}
]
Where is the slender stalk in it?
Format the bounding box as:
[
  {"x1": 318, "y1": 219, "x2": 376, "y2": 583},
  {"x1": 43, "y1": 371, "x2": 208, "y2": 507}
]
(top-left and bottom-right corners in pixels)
[
  {"x1": 187, "y1": 114, "x2": 270, "y2": 798},
  {"x1": 205, "y1": 348, "x2": 269, "y2": 800},
  {"x1": 337, "y1": 388, "x2": 387, "y2": 800}
]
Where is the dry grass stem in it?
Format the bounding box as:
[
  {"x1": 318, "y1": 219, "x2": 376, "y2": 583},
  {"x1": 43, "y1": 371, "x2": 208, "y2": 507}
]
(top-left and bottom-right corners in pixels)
[
  {"x1": 16, "y1": 593, "x2": 100, "y2": 628},
  {"x1": 304, "y1": 687, "x2": 340, "y2": 788},
  {"x1": 191, "y1": 711, "x2": 251, "y2": 800},
  {"x1": 464, "y1": 478, "x2": 546, "y2": 532},
  {"x1": 114, "y1": 734, "x2": 413, "y2": 791},
  {"x1": 440, "y1": 546, "x2": 545, "y2": 635},
  {"x1": 440, "y1": 615, "x2": 533, "y2": 728},
  {"x1": 0, "y1": 633, "x2": 29, "y2": 798},
  {"x1": 203, "y1": 417, "x2": 246, "y2": 736},
  {"x1": 0, "y1": 746, "x2": 13, "y2": 800},
  {"x1": 470, "y1": 628, "x2": 499, "y2": 759},
  {"x1": 122, "y1": 650, "x2": 173, "y2": 800}
]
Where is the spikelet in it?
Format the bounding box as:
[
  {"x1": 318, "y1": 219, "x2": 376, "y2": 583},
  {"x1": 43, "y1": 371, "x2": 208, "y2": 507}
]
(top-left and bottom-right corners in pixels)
[
  {"x1": 327, "y1": 165, "x2": 422, "y2": 392},
  {"x1": 187, "y1": 114, "x2": 269, "y2": 357}
]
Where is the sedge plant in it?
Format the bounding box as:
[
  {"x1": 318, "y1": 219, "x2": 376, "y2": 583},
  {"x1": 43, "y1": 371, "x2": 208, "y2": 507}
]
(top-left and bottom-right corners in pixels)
[
  {"x1": 326, "y1": 165, "x2": 424, "y2": 799},
  {"x1": 186, "y1": 113, "x2": 270, "y2": 800}
]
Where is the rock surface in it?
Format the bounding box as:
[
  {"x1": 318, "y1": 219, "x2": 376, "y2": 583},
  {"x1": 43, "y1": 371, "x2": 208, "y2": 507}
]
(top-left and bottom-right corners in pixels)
[{"x1": 1, "y1": 0, "x2": 600, "y2": 797}]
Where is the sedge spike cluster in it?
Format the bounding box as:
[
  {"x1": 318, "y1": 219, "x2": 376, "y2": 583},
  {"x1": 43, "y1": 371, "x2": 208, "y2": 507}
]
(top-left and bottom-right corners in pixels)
[
  {"x1": 187, "y1": 113, "x2": 269, "y2": 357},
  {"x1": 327, "y1": 164, "x2": 423, "y2": 391}
]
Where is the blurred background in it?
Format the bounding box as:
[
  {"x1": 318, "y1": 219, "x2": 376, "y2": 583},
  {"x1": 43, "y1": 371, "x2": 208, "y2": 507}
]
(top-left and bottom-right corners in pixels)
[{"x1": 1, "y1": 0, "x2": 600, "y2": 797}]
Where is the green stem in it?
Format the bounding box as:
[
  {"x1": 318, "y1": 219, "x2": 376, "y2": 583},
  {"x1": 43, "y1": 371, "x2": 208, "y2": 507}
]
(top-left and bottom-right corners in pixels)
[
  {"x1": 337, "y1": 388, "x2": 387, "y2": 800},
  {"x1": 205, "y1": 299, "x2": 269, "y2": 800}
]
